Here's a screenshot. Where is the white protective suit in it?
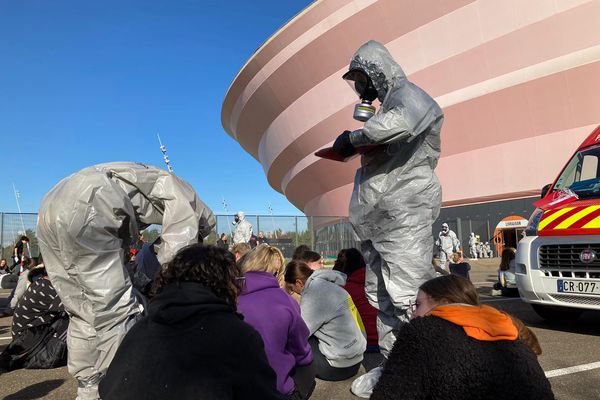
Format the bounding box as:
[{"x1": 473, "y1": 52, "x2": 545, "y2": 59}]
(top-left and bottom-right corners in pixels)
[
  {"x1": 477, "y1": 242, "x2": 484, "y2": 259},
  {"x1": 232, "y1": 211, "x2": 252, "y2": 244},
  {"x1": 437, "y1": 225, "x2": 460, "y2": 267},
  {"x1": 468, "y1": 233, "x2": 478, "y2": 259},
  {"x1": 344, "y1": 41, "x2": 444, "y2": 355},
  {"x1": 36, "y1": 162, "x2": 215, "y2": 400},
  {"x1": 484, "y1": 242, "x2": 493, "y2": 258}
]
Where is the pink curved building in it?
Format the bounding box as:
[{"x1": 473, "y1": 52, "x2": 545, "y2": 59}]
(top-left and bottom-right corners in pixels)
[{"x1": 222, "y1": 0, "x2": 600, "y2": 221}]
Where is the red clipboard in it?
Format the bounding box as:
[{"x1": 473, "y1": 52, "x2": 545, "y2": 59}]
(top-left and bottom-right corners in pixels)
[{"x1": 314, "y1": 144, "x2": 380, "y2": 162}]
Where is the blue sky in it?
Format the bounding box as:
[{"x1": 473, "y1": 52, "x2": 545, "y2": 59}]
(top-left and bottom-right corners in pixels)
[{"x1": 0, "y1": 0, "x2": 311, "y2": 215}]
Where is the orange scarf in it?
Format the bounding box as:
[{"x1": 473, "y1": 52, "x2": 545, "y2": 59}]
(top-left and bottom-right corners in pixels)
[{"x1": 430, "y1": 304, "x2": 518, "y2": 341}]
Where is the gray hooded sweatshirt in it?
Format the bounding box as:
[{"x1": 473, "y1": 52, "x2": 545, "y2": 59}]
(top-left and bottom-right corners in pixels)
[{"x1": 300, "y1": 269, "x2": 366, "y2": 368}]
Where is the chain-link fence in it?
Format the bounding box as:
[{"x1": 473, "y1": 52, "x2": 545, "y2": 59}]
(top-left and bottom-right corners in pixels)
[
  {"x1": 0, "y1": 197, "x2": 537, "y2": 262},
  {"x1": 0, "y1": 213, "x2": 358, "y2": 261},
  {"x1": 211, "y1": 215, "x2": 358, "y2": 259},
  {"x1": 0, "y1": 213, "x2": 40, "y2": 261}
]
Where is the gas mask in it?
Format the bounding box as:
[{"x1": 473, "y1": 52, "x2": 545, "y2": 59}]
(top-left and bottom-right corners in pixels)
[
  {"x1": 343, "y1": 69, "x2": 378, "y2": 122},
  {"x1": 234, "y1": 216, "x2": 240, "y2": 224}
]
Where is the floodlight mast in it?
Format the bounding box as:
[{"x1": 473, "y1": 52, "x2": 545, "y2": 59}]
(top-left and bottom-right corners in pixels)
[
  {"x1": 222, "y1": 197, "x2": 233, "y2": 237},
  {"x1": 12, "y1": 183, "x2": 31, "y2": 257},
  {"x1": 157, "y1": 133, "x2": 174, "y2": 173},
  {"x1": 268, "y1": 203, "x2": 277, "y2": 239}
]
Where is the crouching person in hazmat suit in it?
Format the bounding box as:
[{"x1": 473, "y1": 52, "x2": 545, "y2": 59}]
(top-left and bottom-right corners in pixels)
[
  {"x1": 36, "y1": 162, "x2": 216, "y2": 400},
  {"x1": 332, "y1": 41, "x2": 443, "y2": 397}
]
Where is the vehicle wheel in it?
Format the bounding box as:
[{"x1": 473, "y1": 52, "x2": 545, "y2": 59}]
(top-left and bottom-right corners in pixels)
[{"x1": 531, "y1": 304, "x2": 583, "y2": 322}]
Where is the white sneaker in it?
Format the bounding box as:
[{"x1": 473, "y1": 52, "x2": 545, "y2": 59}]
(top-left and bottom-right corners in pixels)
[{"x1": 351, "y1": 366, "x2": 384, "y2": 398}]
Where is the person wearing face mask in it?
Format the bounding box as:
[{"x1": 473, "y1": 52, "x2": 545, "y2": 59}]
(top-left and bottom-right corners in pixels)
[
  {"x1": 232, "y1": 211, "x2": 253, "y2": 245},
  {"x1": 436, "y1": 223, "x2": 460, "y2": 269},
  {"x1": 370, "y1": 275, "x2": 553, "y2": 400},
  {"x1": 331, "y1": 40, "x2": 443, "y2": 395}
]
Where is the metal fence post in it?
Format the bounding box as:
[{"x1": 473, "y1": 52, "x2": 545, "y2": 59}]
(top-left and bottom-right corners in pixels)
[
  {"x1": 456, "y1": 217, "x2": 462, "y2": 250},
  {"x1": 294, "y1": 217, "x2": 298, "y2": 246},
  {"x1": 310, "y1": 216, "x2": 315, "y2": 249}
]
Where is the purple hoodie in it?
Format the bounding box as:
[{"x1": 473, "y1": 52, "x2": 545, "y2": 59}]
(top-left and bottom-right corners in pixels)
[{"x1": 238, "y1": 271, "x2": 313, "y2": 395}]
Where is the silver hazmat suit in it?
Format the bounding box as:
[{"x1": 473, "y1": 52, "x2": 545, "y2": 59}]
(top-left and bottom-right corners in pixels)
[
  {"x1": 232, "y1": 212, "x2": 253, "y2": 244},
  {"x1": 36, "y1": 162, "x2": 215, "y2": 400},
  {"x1": 346, "y1": 41, "x2": 444, "y2": 355}
]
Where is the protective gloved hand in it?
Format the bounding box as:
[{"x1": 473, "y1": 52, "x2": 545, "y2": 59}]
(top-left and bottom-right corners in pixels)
[{"x1": 332, "y1": 130, "x2": 356, "y2": 158}]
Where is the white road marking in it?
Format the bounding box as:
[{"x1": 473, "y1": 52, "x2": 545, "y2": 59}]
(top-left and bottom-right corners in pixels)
[
  {"x1": 0, "y1": 336, "x2": 11, "y2": 341},
  {"x1": 545, "y1": 361, "x2": 600, "y2": 378}
]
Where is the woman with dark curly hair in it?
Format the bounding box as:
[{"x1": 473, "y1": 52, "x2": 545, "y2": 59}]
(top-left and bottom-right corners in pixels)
[{"x1": 99, "y1": 244, "x2": 283, "y2": 400}]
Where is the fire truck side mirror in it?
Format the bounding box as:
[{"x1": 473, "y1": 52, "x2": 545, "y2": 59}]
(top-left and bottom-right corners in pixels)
[{"x1": 541, "y1": 183, "x2": 552, "y2": 199}]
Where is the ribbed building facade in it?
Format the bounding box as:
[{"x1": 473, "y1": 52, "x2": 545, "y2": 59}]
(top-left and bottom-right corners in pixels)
[{"x1": 222, "y1": 0, "x2": 600, "y2": 248}]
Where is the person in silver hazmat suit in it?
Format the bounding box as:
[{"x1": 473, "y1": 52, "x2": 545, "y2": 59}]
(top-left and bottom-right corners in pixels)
[
  {"x1": 36, "y1": 162, "x2": 216, "y2": 400},
  {"x1": 232, "y1": 211, "x2": 253, "y2": 244},
  {"x1": 332, "y1": 40, "x2": 444, "y2": 357},
  {"x1": 437, "y1": 223, "x2": 460, "y2": 268}
]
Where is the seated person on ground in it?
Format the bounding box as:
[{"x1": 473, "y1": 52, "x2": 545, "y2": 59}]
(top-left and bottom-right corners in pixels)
[
  {"x1": 334, "y1": 248, "x2": 379, "y2": 352},
  {"x1": 0, "y1": 265, "x2": 68, "y2": 371},
  {"x1": 0, "y1": 259, "x2": 9, "y2": 274},
  {"x1": 295, "y1": 250, "x2": 324, "y2": 271},
  {"x1": 231, "y1": 242, "x2": 252, "y2": 262},
  {"x1": 292, "y1": 245, "x2": 311, "y2": 260},
  {"x1": 448, "y1": 251, "x2": 471, "y2": 280},
  {"x1": 238, "y1": 244, "x2": 315, "y2": 400},
  {"x1": 285, "y1": 260, "x2": 366, "y2": 382},
  {"x1": 0, "y1": 258, "x2": 18, "y2": 290},
  {"x1": 371, "y1": 275, "x2": 553, "y2": 400},
  {"x1": 99, "y1": 244, "x2": 283, "y2": 400},
  {"x1": 8, "y1": 257, "x2": 36, "y2": 309},
  {"x1": 493, "y1": 247, "x2": 518, "y2": 296}
]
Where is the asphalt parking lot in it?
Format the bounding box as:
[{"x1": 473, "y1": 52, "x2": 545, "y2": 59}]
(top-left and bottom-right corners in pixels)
[{"x1": 0, "y1": 258, "x2": 599, "y2": 399}]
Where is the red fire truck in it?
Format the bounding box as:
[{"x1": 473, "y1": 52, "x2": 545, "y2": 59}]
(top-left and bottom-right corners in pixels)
[{"x1": 517, "y1": 125, "x2": 600, "y2": 321}]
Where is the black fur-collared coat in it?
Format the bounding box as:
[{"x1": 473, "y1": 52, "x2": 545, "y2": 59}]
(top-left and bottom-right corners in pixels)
[{"x1": 371, "y1": 316, "x2": 554, "y2": 400}]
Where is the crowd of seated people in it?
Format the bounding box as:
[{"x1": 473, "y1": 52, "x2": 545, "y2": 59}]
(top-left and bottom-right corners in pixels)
[{"x1": 1, "y1": 240, "x2": 552, "y2": 399}]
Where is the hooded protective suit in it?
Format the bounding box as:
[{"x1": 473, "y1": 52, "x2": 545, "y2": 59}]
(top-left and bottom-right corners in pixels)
[
  {"x1": 36, "y1": 162, "x2": 215, "y2": 400},
  {"x1": 468, "y1": 233, "x2": 478, "y2": 259},
  {"x1": 484, "y1": 242, "x2": 493, "y2": 258},
  {"x1": 343, "y1": 41, "x2": 443, "y2": 355},
  {"x1": 437, "y1": 225, "x2": 460, "y2": 267},
  {"x1": 232, "y1": 211, "x2": 253, "y2": 244}
]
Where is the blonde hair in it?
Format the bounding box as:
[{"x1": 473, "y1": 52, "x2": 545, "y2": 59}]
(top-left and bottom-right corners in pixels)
[
  {"x1": 231, "y1": 243, "x2": 251, "y2": 257},
  {"x1": 239, "y1": 243, "x2": 285, "y2": 276}
]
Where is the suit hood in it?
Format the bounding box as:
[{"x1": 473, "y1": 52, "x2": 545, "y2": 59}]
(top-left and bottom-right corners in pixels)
[
  {"x1": 149, "y1": 282, "x2": 236, "y2": 325},
  {"x1": 306, "y1": 269, "x2": 347, "y2": 288},
  {"x1": 348, "y1": 40, "x2": 406, "y2": 101}
]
